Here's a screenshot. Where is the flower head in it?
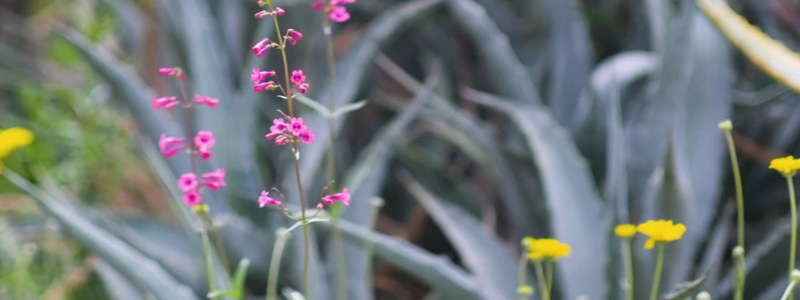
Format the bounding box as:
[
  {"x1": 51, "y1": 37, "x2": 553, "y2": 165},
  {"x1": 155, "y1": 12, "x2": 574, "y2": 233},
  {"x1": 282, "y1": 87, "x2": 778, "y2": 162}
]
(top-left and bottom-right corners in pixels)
[
  {"x1": 158, "y1": 134, "x2": 185, "y2": 158},
  {"x1": 183, "y1": 189, "x2": 202, "y2": 206},
  {"x1": 526, "y1": 238, "x2": 571, "y2": 261},
  {"x1": 291, "y1": 70, "x2": 306, "y2": 86},
  {"x1": 158, "y1": 67, "x2": 185, "y2": 80},
  {"x1": 0, "y1": 127, "x2": 34, "y2": 158},
  {"x1": 299, "y1": 129, "x2": 315, "y2": 144},
  {"x1": 329, "y1": 5, "x2": 351, "y2": 22},
  {"x1": 769, "y1": 156, "x2": 800, "y2": 176},
  {"x1": 614, "y1": 224, "x2": 637, "y2": 239},
  {"x1": 517, "y1": 285, "x2": 533, "y2": 296},
  {"x1": 202, "y1": 169, "x2": 226, "y2": 191},
  {"x1": 178, "y1": 173, "x2": 198, "y2": 192},
  {"x1": 286, "y1": 29, "x2": 303, "y2": 46},
  {"x1": 289, "y1": 117, "x2": 307, "y2": 135},
  {"x1": 258, "y1": 190, "x2": 282, "y2": 207},
  {"x1": 152, "y1": 96, "x2": 179, "y2": 110},
  {"x1": 252, "y1": 38, "x2": 271, "y2": 57},
  {"x1": 193, "y1": 95, "x2": 219, "y2": 108},
  {"x1": 637, "y1": 219, "x2": 686, "y2": 249},
  {"x1": 321, "y1": 188, "x2": 350, "y2": 206}
]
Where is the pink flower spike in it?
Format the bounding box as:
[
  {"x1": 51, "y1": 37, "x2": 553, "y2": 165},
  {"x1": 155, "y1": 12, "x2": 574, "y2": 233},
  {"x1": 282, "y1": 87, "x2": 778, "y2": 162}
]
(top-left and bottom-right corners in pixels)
[
  {"x1": 194, "y1": 131, "x2": 216, "y2": 149},
  {"x1": 329, "y1": 6, "x2": 350, "y2": 23},
  {"x1": 258, "y1": 190, "x2": 282, "y2": 207},
  {"x1": 289, "y1": 117, "x2": 307, "y2": 135},
  {"x1": 202, "y1": 169, "x2": 226, "y2": 191},
  {"x1": 255, "y1": 10, "x2": 269, "y2": 18},
  {"x1": 252, "y1": 38, "x2": 270, "y2": 57},
  {"x1": 298, "y1": 83, "x2": 310, "y2": 94},
  {"x1": 193, "y1": 95, "x2": 219, "y2": 108},
  {"x1": 159, "y1": 134, "x2": 185, "y2": 158},
  {"x1": 273, "y1": 7, "x2": 286, "y2": 16},
  {"x1": 299, "y1": 129, "x2": 315, "y2": 144},
  {"x1": 312, "y1": 1, "x2": 324, "y2": 10},
  {"x1": 291, "y1": 70, "x2": 306, "y2": 86},
  {"x1": 183, "y1": 190, "x2": 202, "y2": 206},
  {"x1": 286, "y1": 29, "x2": 303, "y2": 46},
  {"x1": 321, "y1": 188, "x2": 351, "y2": 206},
  {"x1": 178, "y1": 173, "x2": 198, "y2": 192},
  {"x1": 152, "y1": 96, "x2": 180, "y2": 110}
]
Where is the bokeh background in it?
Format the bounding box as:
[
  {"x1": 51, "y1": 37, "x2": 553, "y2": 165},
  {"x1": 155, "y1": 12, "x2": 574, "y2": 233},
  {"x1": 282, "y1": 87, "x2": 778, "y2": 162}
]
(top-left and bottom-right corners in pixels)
[{"x1": 3, "y1": 0, "x2": 800, "y2": 299}]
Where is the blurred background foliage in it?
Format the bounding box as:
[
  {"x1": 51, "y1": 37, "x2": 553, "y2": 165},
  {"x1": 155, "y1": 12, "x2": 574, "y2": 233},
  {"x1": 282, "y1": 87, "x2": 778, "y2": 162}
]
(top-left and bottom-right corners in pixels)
[{"x1": 5, "y1": 0, "x2": 800, "y2": 299}]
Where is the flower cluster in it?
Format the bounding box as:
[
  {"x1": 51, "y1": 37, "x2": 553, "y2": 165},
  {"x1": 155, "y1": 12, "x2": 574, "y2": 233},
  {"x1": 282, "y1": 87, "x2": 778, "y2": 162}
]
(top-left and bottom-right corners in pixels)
[
  {"x1": 769, "y1": 155, "x2": 800, "y2": 176},
  {"x1": 154, "y1": 67, "x2": 226, "y2": 206},
  {"x1": 265, "y1": 116, "x2": 316, "y2": 145},
  {"x1": 312, "y1": 0, "x2": 356, "y2": 23},
  {"x1": 522, "y1": 237, "x2": 571, "y2": 261},
  {"x1": 614, "y1": 220, "x2": 687, "y2": 249},
  {"x1": 0, "y1": 127, "x2": 34, "y2": 173}
]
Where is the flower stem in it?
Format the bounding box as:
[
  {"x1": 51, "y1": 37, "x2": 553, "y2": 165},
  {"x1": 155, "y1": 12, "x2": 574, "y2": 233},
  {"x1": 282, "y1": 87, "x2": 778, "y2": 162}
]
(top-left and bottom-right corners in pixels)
[
  {"x1": 267, "y1": 229, "x2": 290, "y2": 300},
  {"x1": 622, "y1": 239, "x2": 634, "y2": 300},
  {"x1": 782, "y1": 281, "x2": 798, "y2": 300},
  {"x1": 364, "y1": 198, "x2": 383, "y2": 293},
  {"x1": 269, "y1": 5, "x2": 294, "y2": 116},
  {"x1": 545, "y1": 260, "x2": 554, "y2": 298},
  {"x1": 292, "y1": 151, "x2": 311, "y2": 300},
  {"x1": 517, "y1": 252, "x2": 529, "y2": 300},
  {"x1": 723, "y1": 129, "x2": 746, "y2": 300},
  {"x1": 789, "y1": 175, "x2": 798, "y2": 300},
  {"x1": 533, "y1": 260, "x2": 549, "y2": 300},
  {"x1": 649, "y1": 243, "x2": 666, "y2": 300},
  {"x1": 201, "y1": 227, "x2": 217, "y2": 299}
]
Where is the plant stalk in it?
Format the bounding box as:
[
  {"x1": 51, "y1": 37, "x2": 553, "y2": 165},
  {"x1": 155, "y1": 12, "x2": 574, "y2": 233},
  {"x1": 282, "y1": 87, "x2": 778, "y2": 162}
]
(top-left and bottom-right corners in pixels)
[
  {"x1": 545, "y1": 260, "x2": 554, "y2": 298},
  {"x1": 517, "y1": 251, "x2": 529, "y2": 300},
  {"x1": 266, "y1": 230, "x2": 290, "y2": 300},
  {"x1": 649, "y1": 243, "x2": 666, "y2": 300},
  {"x1": 723, "y1": 129, "x2": 746, "y2": 300},
  {"x1": 201, "y1": 228, "x2": 217, "y2": 299},
  {"x1": 533, "y1": 260, "x2": 549, "y2": 300},
  {"x1": 789, "y1": 175, "x2": 798, "y2": 300},
  {"x1": 622, "y1": 239, "x2": 634, "y2": 300}
]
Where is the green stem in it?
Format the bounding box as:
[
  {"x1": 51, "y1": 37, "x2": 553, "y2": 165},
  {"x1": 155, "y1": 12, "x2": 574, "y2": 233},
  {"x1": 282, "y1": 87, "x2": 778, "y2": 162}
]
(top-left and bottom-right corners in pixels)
[
  {"x1": 622, "y1": 239, "x2": 634, "y2": 300},
  {"x1": 266, "y1": 230, "x2": 290, "y2": 300},
  {"x1": 782, "y1": 281, "x2": 798, "y2": 300},
  {"x1": 364, "y1": 198, "x2": 383, "y2": 293},
  {"x1": 545, "y1": 260, "x2": 553, "y2": 298},
  {"x1": 517, "y1": 251, "x2": 529, "y2": 300},
  {"x1": 723, "y1": 129, "x2": 746, "y2": 300},
  {"x1": 333, "y1": 221, "x2": 347, "y2": 300},
  {"x1": 789, "y1": 175, "x2": 798, "y2": 300},
  {"x1": 201, "y1": 227, "x2": 217, "y2": 299},
  {"x1": 649, "y1": 243, "x2": 666, "y2": 300},
  {"x1": 534, "y1": 260, "x2": 549, "y2": 300}
]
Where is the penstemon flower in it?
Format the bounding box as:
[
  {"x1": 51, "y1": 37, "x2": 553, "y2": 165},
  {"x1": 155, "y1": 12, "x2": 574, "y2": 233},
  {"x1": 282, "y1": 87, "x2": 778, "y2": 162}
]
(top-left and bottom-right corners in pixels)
[
  {"x1": 258, "y1": 190, "x2": 282, "y2": 207},
  {"x1": 158, "y1": 134, "x2": 185, "y2": 158},
  {"x1": 193, "y1": 95, "x2": 219, "y2": 108},
  {"x1": 202, "y1": 169, "x2": 227, "y2": 191},
  {"x1": 286, "y1": 29, "x2": 303, "y2": 46},
  {"x1": 152, "y1": 96, "x2": 179, "y2": 110},
  {"x1": 178, "y1": 173, "x2": 199, "y2": 192},
  {"x1": 320, "y1": 188, "x2": 350, "y2": 206},
  {"x1": 313, "y1": 0, "x2": 356, "y2": 23}
]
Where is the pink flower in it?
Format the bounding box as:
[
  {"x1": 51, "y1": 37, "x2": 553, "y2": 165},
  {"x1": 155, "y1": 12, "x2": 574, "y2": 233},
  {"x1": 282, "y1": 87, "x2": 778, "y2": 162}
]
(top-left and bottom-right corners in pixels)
[
  {"x1": 316, "y1": 203, "x2": 323, "y2": 210},
  {"x1": 291, "y1": 70, "x2": 306, "y2": 86},
  {"x1": 297, "y1": 83, "x2": 310, "y2": 94},
  {"x1": 289, "y1": 117, "x2": 307, "y2": 135},
  {"x1": 199, "y1": 147, "x2": 212, "y2": 161},
  {"x1": 251, "y1": 68, "x2": 275, "y2": 84},
  {"x1": 159, "y1": 134, "x2": 184, "y2": 158},
  {"x1": 252, "y1": 38, "x2": 270, "y2": 57},
  {"x1": 286, "y1": 29, "x2": 303, "y2": 46},
  {"x1": 255, "y1": 10, "x2": 268, "y2": 18},
  {"x1": 193, "y1": 95, "x2": 219, "y2": 108},
  {"x1": 158, "y1": 67, "x2": 185, "y2": 80},
  {"x1": 194, "y1": 131, "x2": 216, "y2": 149},
  {"x1": 312, "y1": 1, "x2": 324, "y2": 10},
  {"x1": 299, "y1": 129, "x2": 315, "y2": 144},
  {"x1": 202, "y1": 169, "x2": 226, "y2": 191},
  {"x1": 329, "y1": 5, "x2": 350, "y2": 23},
  {"x1": 331, "y1": 0, "x2": 356, "y2": 4},
  {"x1": 273, "y1": 7, "x2": 285, "y2": 16},
  {"x1": 183, "y1": 189, "x2": 202, "y2": 206},
  {"x1": 258, "y1": 190, "x2": 282, "y2": 207},
  {"x1": 271, "y1": 118, "x2": 288, "y2": 132},
  {"x1": 178, "y1": 173, "x2": 198, "y2": 192},
  {"x1": 321, "y1": 188, "x2": 350, "y2": 206},
  {"x1": 152, "y1": 96, "x2": 179, "y2": 110}
]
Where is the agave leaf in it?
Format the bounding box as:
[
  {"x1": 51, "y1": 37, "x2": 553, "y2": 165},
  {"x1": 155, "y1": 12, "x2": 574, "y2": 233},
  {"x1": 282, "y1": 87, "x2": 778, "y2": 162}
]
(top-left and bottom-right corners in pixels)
[
  {"x1": 445, "y1": 0, "x2": 539, "y2": 103},
  {"x1": 318, "y1": 219, "x2": 504, "y2": 299},
  {"x1": 698, "y1": 0, "x2": 800, "y2": 94},
  {"x1": 331, "y1": 100, "x2": 368, "y2": 118},
  {"x1": 95, "y1": 258, "x2": 147, "y2": 300},
  {"x1": 463, "y1": 90, "x2": 610, "y2": 300},
  {"x1": 3, "y1": 171, "x2": 199, "y2": 300},
  {"x1": 403, "y1": 175, "x2": 522, "y2": 299},
  {"x1": 697, "y1": 204, "x2": 732, "y2": 290},
  {"x1": 662, "y1": 275, "x2": 707, "y2": 300},
  {"x1": 294, "y1": 94, "x2": 332, "y2": 117}
]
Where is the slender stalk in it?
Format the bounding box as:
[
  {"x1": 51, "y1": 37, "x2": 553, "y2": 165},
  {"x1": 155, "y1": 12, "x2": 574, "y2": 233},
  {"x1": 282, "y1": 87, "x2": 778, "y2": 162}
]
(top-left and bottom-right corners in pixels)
[
  {"x1": 545, "y1": 260, "x2": 554, "y2": 298},
  {"x1": 267, "y1": 230, "x2": 290, "y2": 300},
  {"x1": 723, "y1": 128, "x2": 746, "y2": 300},
  {"x1": 649, "y1": 243, "x2": 666, "y2": 300},
  {"x1": 789, "y1": 175, "x2": 798, "y2": 300},
  {"x1": 622, "y1": 239, "x2": 634, "y2": 300},
  {"x1": 201, "y1": 229, "x2": 217, "y2": 298},
  {"x1": 364, "y1": 198, "x2": 383, "y2": 293},
  {"x1": 517, "y1": 252, "x2": 529, "y2": 300},
  {"x1": 782, "y1": 281, "x2": 799, "y2": 300},
  {"x1": 533, "y1": 260, "x2": 549, "y2": 300},
  {"x1": 212, "y1": 229, "x2": 230, "y2": 273}
]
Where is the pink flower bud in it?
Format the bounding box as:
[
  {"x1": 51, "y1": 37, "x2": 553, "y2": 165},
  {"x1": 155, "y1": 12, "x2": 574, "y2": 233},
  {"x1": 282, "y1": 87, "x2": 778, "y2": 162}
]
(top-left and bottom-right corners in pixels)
[
  {"x1": 312, "y1": 1, "x2": 324, "y2": 10},
  {"x1": 202, "y1": 169, "x2": 226, "y2": 191},
  {"x1": 321, "y1": 188, "x2": 350, "y2": 206},
  {"x1": 158, "y1": 134, "x2": 185, "y2": 158},
  {"x1": 252, "y1": 38, "x2": 270, "y2": 57},
  {"x1": 298, "y1": 83, "x2": 310, "y2": 94},
  {"x1": 286, "y1": 29, "x2": 303, "y2": 46},
  {"x1": 273, "y1": 7, "x2": 285, "y2": 16},
  {"x1": 178, "y1": 173, "x2": 198, "y2": 192},
  {"x1": 329, "y1": 6, "x2": 350, "y2": 23},
  {"x1": 152, "y1": 96, "x2": 179, "y2": 110},
  {"x1": 258, "y1": 190, "x2": 282, "y2": 207},
  {"x1": 316, "y1": 203, "x2": 323, "y2": 210},
  {"x1": 193, "y1": 95, "x2": 219, "y2": 108},
  {"x1": 255, "y1": 10, "x2": 269, "y2": 18}
]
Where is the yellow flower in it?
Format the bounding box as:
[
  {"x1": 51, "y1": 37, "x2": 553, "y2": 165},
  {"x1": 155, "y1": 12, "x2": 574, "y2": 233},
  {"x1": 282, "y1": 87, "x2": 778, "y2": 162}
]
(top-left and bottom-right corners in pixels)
[
  {"x1": 517, "y1": 285, "x2": 533, "y2": 296},
  {"x1": 0, "y1": 127, "x2": 34, "y2": 158},
  {"x1": 527, "y1": 238, "x2": 571, "y2": 261},
  {"x1": 614, "y1": 224, "x2": 637, "y2": 239},
  {"x1": 637, "y1": 220, "x2": 686, "y2": 249},
  {"x1": 769, "y1": 156, "x2": 800, "y2": 176}
]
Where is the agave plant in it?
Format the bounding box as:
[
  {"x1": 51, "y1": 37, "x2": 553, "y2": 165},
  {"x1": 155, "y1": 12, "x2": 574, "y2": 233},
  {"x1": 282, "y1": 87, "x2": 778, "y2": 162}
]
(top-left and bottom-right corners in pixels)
[{"x1": 9, "y1": 0, "x2": 800, "y2": 299}]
